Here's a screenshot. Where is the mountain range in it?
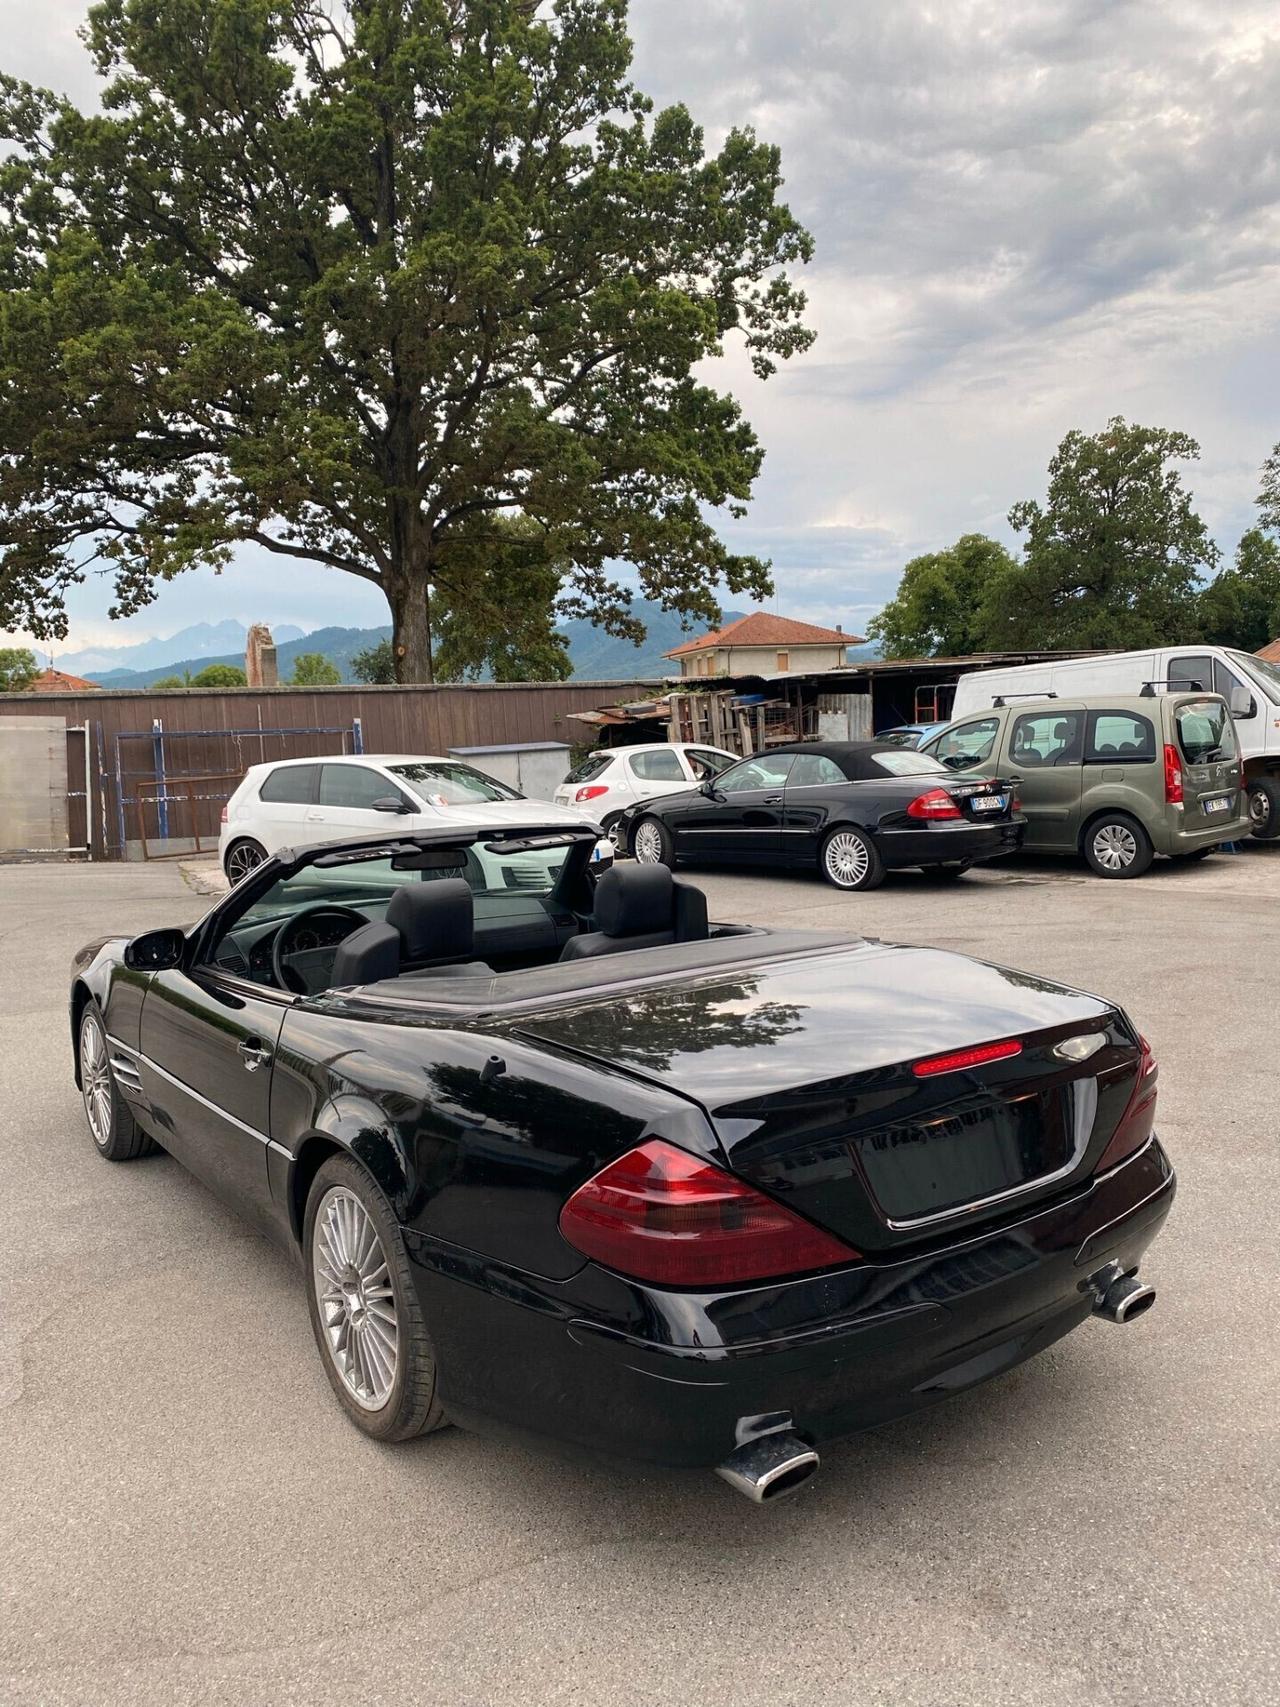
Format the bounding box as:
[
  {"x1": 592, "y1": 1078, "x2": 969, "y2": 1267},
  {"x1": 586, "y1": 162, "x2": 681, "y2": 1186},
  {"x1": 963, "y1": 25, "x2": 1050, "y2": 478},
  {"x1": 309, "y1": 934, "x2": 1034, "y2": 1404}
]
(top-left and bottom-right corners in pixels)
[{"x1": 54, "y1": 603, "x2": 875, "y2": 687}]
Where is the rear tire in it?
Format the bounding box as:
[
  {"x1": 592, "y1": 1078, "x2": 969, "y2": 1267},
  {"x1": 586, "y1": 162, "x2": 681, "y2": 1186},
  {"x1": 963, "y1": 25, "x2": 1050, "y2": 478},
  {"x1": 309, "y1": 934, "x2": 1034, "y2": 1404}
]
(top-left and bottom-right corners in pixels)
[
  {"x1": 1082, "y1": 813, "x2": 1154, "y2": 879},
  {"x1": 304, "y1": 1154, "x2": 448, "y2": 1443},
  {"x1": 78, "y1": 1004, "x2": 156, "y2": 1161},
  {"x1": 224, "y1": 837, "x2": 268, "y2": 885},
  {"x1": 1247, "y1": 776, "x2": 1280, "y2": 840},
  {"x1": 819, "y1": 825, "x2": 885, "y2": 890},
  {"x1": 631, "y1": 816, "x2": 675, "y2": 868}
]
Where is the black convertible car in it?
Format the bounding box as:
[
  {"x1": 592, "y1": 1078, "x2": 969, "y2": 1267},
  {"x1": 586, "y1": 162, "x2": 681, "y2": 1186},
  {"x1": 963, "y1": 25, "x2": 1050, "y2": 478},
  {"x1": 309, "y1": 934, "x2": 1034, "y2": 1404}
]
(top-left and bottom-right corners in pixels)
[
  {"x1": 616, "y1": 740, "x2": 1025, "y2": 888},
  {"x1": 71, "y1": 822, "x2": 1173, "y2": 1501}
]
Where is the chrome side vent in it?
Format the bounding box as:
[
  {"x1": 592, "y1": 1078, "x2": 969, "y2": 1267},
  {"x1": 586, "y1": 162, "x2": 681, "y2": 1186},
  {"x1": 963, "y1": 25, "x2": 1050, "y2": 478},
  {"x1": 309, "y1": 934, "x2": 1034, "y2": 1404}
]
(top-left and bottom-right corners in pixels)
[{"x1": 109, "y1": 1054, "x2": 144, "y2": 1097}]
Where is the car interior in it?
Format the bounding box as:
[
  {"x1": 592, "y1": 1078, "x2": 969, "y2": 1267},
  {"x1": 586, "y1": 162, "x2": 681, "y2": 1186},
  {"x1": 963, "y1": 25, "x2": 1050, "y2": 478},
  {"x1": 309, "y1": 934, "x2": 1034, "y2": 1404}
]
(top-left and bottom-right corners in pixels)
[{"x1": 204, "y1": 832, "x2": 726, "y2": 997}]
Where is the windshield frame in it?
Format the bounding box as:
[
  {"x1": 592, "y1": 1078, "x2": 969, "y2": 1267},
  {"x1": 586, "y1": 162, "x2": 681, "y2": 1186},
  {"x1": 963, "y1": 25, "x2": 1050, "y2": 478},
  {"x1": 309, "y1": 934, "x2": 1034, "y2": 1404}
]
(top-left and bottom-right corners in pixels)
[
  {"x1": 1229, "y1": 649, "x2": 1280, "y2": 705},
  {"x1": 388, "y1": 760, "x2": 523, "y2": 806}
]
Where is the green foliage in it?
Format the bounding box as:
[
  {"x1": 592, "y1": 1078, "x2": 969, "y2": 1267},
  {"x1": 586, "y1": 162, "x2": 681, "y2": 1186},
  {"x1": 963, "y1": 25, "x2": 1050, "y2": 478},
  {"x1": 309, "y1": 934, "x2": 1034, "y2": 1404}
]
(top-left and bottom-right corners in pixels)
[
  {"x1": 1197, "y1": 529, "x2": 1280, "y2": 651},
  {"x1": 991, "y1": 418, "x2": 1215, "y2": 649},
  {"x1": 289, "y1": 651, "x2": 342, "y2": 685},
  {"x1": 0, "y1": 645, "x2": 38, "y2": 690},
  {"x1": 150, "y1": 674, "x2": 187, "y2": 689},
  {"x1": 866, "y1": 534, "x2": 1018, "y2": 659},
  {"x1": 351, "y1": 639, "x2": 397, "y2": 684},
  {"x1": 191, "y1": 662, "x2": 246, "y2": 687},
  {"x1": 434, "y1": 515, "x2": 571, "y2": 680},
  {"x1": 0, "y1": 1, "x2": 814, "y2": 681}
]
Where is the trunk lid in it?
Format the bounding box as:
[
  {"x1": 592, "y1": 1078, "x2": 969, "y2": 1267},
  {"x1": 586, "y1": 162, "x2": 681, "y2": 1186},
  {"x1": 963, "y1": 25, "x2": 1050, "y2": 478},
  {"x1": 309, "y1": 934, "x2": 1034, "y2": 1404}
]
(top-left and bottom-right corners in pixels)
[
  {"x1": 1171, "y1": 696, "x2": 1244, "y2": 829},
  {"x1": 517, "y1": 942, "x2": 1141, "y2": 1252}
]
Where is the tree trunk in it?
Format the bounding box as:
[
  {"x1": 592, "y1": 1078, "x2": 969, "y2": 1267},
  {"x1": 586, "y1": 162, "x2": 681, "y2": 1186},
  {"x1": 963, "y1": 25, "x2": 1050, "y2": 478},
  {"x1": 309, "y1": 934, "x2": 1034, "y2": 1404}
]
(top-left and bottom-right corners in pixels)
[{"x1": 387, "y1": 569, "x2": 434, "y2": 684}]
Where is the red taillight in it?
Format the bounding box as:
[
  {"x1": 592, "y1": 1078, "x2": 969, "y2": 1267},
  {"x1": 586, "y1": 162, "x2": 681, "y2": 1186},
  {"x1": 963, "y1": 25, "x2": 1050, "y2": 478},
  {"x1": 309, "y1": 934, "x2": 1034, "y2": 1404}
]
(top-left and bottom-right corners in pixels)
[
  {"x1": 906, "y1": 787, "x2": 962, "y2": 821},
  {"x1": 1163, "y1": 744, "x2": 1183, "y2": 805},
  {"x1": 574, "y1": 784, "x2": 609, "y2": 803},
  {"x1": 558, "y1": 1139, "x2": 860, "y2": 1286},
  {"x1": 219, "y1": 805, "x2": 228, "y2": 824},
  {"x1": 1097, "y1": 1036, "x2": 1158, "y2": 1171},
  {"x1": 912, "y1": 1038, "x2": 1023, "y2": 1077}
]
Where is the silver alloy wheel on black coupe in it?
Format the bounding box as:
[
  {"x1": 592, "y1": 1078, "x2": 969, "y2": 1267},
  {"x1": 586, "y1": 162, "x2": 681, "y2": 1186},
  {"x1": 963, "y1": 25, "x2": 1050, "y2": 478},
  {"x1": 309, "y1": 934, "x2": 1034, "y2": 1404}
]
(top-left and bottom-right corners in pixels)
[
  {"x1": 312, "y1": 1185, "x2": 400, "y2": 1411},
  {"x1": 822, "y1": 829, "x2": 875, "y2": 889},
  {"x1": 225, "y1": 838, "x2": 267, "y2": 885},
  {"x1": 79, "y1": 1008, "x2": 112, "y2": 1151},
  {"x1": 632, "y1": 819, "x2": 666, "y2": 864},
  {"x1": 1091, "y1": 822, "x2": 1138, "y2": 872}
]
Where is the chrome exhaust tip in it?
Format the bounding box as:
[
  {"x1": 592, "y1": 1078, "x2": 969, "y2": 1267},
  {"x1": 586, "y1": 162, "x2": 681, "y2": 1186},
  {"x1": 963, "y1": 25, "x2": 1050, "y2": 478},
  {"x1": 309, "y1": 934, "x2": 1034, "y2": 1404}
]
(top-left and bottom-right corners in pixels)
[
  {"x1": 715, "y1": 1431, "x2": 820, "y2": 1503},
  {"x1": 1091, "y1": 1261, "x2": 1157, "y2": 1324}
]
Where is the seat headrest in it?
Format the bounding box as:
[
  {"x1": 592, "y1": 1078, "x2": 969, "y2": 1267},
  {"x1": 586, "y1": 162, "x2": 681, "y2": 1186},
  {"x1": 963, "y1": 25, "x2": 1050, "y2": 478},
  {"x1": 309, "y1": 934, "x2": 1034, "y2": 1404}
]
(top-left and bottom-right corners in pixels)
[
  {"x1": 386, "y1": 878, "x2": 474, "y2": 962},
  {"x1": 1053, "y1": 721, "x2": 1071, "y2": 739},
  {"x1": 594, "y1": 864, "x2": 674, "y2": 937}
]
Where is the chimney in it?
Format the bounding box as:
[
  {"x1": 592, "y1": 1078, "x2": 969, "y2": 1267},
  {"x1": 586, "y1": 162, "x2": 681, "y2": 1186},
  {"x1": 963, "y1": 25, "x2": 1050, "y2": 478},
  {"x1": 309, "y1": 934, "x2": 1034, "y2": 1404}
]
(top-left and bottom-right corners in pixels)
[
  {"x1": 245, "y1": 623, "x2": 278, "y2": 688},
  {"x1": 836, "y1": 623, "x2": 843, "y2": 634}
]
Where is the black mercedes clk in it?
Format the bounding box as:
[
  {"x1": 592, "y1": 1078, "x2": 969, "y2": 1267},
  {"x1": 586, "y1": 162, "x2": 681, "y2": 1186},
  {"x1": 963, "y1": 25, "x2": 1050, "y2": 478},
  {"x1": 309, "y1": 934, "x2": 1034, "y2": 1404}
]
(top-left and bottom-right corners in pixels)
[
  {"x1": 70, "y1": 824, "x2": 1172, "y2": 1502},
  {"x1": 616, "y1": 740, "x2": 1024, "y2": 888}
]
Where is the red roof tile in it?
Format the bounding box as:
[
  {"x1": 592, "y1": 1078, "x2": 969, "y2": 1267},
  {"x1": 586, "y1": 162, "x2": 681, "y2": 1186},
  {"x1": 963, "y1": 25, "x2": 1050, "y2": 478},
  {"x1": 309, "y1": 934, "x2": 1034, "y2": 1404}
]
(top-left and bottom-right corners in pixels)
[
  {"x1": 665, "y1": 610, "x2": 862, "y2": 658},
  {"x1": 1257, "y1": 638, "x2": 1280, "y2": 663},
  {"x1": 27, "y1": 668, "x2": 100, "y2": 692}
]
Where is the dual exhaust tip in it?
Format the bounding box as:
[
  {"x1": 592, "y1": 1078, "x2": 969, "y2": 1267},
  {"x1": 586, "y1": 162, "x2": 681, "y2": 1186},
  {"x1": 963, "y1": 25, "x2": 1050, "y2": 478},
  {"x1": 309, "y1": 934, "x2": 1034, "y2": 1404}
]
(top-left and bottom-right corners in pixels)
[{"x1": 714, "y1": 1267, "x2": 1155, "y2": 1504}]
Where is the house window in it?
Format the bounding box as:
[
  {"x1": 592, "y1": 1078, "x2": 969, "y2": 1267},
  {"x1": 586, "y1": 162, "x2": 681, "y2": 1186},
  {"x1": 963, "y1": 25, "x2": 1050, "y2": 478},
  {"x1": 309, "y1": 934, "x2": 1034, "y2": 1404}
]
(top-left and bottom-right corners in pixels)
[{"x1": 776, "y1": 650, "x2": 790, "y2": 672}]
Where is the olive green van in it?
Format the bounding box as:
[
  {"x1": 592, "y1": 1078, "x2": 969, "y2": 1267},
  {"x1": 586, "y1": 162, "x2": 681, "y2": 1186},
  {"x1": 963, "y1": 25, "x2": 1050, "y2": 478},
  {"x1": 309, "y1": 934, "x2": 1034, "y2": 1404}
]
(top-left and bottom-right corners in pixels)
[{"x1": 921, "y1": 692, "x2": 1251, "y2": 877}]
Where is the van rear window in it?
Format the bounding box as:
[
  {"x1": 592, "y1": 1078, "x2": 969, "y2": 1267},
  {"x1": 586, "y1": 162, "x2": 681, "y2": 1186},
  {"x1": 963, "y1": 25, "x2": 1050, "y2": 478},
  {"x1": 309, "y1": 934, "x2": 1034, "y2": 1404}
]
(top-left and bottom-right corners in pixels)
[{"x1": 1175, "y1": 699, "x2": 1237, "y2": 764}]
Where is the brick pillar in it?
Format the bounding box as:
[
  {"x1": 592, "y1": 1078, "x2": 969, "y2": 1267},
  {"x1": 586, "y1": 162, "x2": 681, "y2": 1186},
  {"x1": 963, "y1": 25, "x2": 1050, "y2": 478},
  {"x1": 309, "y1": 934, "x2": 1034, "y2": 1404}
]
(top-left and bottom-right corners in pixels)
[{"x1": 245, "y1": 624, "x2": 278, "y2": 688}]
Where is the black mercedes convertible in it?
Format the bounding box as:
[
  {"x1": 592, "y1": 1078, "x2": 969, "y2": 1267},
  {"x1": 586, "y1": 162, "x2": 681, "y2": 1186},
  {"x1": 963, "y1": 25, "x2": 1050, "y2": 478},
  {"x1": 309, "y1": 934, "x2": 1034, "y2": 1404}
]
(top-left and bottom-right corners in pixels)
[{"x1": 70, "y1": 822, "x2": 1173, "y2": 1501}]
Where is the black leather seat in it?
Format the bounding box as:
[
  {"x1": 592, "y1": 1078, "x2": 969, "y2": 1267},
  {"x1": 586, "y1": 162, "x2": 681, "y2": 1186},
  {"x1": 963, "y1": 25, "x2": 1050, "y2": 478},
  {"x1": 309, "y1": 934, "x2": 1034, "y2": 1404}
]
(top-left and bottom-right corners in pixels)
[
  {"x1": 560, "y1": 864, "x2": 709, "y2": 961},
  {"x1": 331, "y1": 879, "x2": 488, "y2": 986}
]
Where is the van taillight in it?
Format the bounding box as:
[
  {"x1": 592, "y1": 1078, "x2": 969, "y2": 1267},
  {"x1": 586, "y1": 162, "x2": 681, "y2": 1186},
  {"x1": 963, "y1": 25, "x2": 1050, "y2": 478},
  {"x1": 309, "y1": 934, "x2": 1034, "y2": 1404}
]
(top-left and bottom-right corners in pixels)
[
  {"x1": 1096, "y1": 1036, "x2": 1158, "y2": 1171},
  {"x1": 906, "y1": 787, "x2": 962, "y2": 821},
  {"x1": 558, "y1": 1139, "x2": 860, "y2": 1286},
  {"x1": 1163, "y1": 744, "x2": 1183, "y2": 804}
]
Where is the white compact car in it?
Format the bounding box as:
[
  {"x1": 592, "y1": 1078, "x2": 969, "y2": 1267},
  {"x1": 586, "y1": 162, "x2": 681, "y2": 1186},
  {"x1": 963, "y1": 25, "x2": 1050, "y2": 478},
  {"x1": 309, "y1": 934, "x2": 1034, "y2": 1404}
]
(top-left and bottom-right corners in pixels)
[
  {"x1": 552, "y1": 742, "x2": 737, "y2": 848},
  {"x1": 219, "y1": 754, "x2": 612, "y2": 884}
]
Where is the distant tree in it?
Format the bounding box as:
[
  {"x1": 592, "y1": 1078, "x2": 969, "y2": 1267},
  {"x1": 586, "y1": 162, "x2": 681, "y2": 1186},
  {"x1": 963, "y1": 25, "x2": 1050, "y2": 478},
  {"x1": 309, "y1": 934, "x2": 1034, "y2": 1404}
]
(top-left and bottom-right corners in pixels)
[
  {"x1": 289, "y1": 652, "x2": 342, "y2": 686},
  {"x1": 0, "y1": 0, "x2": 814, "y2": 682},
  {"x1": 351, "y1": 639, "x2": 397, "y2": 685},
  {"x1": 990, "y1": 419, "x2": 1215, "y2": 649},
  {"x1": 434, "y1": 517, "x2": 572, "y2": 681},
  {"x1": 150, "y1": 674, "x2": 186, "y2": 690},
  {"x1": 1198, "y1": 529, "x2": 1280, "y2": 651},
  {"x1": 191, "y1": 663, "x2": 246, "y2": 688},
  {"x1": 866, "y1": 534, "x2": 1018, "y2": 659},
  {"x1": 0, "y1": 645, "x2": 38, "y2": 690}
]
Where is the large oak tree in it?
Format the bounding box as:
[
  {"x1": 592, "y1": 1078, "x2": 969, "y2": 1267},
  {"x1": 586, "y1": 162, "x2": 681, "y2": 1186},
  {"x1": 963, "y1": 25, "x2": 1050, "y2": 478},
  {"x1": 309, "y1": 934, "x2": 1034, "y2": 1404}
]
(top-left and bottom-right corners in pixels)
[{"x1": 0, "y1": 0, "x2": 814, "y2": 680}]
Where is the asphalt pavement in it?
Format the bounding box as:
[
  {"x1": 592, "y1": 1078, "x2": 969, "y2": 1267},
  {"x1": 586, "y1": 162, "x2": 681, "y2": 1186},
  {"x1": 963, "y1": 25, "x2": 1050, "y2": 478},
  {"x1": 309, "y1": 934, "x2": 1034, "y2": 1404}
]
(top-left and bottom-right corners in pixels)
[{"x1": 1, "y1": 849, "x2": 1277, "y2": 1706}]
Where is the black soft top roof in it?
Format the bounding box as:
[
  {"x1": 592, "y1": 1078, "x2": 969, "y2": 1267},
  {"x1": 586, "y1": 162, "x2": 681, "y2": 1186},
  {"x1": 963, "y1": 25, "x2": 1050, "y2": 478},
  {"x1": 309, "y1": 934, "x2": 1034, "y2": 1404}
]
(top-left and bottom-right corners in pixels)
[{"x1": 769, "y1": 740, "x2": 942, "y2": 782}]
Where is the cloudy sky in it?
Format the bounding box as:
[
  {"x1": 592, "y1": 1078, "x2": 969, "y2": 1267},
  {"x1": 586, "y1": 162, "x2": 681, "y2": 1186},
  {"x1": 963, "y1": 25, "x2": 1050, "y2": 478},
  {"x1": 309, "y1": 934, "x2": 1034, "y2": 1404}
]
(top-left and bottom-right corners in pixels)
[{"x1": 4, "y1": 0, "x2": 1280, "y2": 655}]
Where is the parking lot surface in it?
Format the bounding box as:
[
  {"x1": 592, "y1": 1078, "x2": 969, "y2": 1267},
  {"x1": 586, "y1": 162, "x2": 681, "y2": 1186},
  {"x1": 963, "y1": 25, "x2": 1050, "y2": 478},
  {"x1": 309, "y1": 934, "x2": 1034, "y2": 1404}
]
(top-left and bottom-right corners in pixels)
[{"x1": 2, "y1": 851, "x2": 1278, "y2": 1706}]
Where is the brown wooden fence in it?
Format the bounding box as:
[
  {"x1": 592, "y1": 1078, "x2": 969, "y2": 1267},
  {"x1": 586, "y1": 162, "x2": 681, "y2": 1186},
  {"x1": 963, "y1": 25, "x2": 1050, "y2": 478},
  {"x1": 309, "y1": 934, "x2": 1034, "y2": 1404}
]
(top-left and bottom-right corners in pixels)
[{"x1": 0, "y1": 679, "x2": 660, "y2": 860}]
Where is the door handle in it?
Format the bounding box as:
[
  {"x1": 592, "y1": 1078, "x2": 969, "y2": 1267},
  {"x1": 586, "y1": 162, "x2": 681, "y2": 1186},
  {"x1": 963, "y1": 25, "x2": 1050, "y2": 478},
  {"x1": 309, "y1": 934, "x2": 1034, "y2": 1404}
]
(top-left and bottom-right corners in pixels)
[
  {"x1": 762, "y1": 794, "x2": 784, "y2": 804},
  {"x1": 238, "y1": 1037, "x2": 273, "y2": 1072}
]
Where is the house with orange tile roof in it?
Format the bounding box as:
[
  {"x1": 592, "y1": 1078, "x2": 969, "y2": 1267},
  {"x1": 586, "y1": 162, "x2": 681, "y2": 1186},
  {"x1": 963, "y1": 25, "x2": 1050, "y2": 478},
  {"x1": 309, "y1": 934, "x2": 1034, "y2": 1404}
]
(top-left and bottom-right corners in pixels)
[
  {"x1": 26, "y1": 668, "x2": 100, "y2": 693},
  {"x1": 1257, "y1": 638, "x2": 1280, "y2": 664},
  {"x1": 664, "y1": 611, "x2": 863, "y2": 679}
]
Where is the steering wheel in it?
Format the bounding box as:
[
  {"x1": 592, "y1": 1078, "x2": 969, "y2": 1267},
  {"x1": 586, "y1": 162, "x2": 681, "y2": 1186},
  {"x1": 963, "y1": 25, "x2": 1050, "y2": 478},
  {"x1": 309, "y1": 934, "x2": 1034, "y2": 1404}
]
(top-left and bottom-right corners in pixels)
[{"x1": 271, "y1": 904, "x2": 369, "y2": 996}]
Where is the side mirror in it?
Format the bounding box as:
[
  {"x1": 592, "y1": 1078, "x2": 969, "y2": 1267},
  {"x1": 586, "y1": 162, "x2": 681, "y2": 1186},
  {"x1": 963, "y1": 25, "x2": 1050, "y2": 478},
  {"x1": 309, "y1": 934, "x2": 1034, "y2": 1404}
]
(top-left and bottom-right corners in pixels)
[
  {"x1": 124, "y1": 927, "x2": 186, "y2": 972},
  {"x1": 371, "y1": 795, "x2": 412, "y2": 814},
  {"x1": 1229, "y1": 689, "x2": 1256, "y2": 720}
]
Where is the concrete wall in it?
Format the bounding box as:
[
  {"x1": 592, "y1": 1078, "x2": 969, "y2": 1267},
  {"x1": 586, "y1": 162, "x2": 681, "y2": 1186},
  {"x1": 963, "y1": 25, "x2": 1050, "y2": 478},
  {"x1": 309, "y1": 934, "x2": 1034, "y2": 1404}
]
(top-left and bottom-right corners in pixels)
[
  {"x1": 679, "y1": 643, "x2": 847, "y2": 678},
  {"x1": 0, "y1": 716, "x2": 68, "y2": 856}
]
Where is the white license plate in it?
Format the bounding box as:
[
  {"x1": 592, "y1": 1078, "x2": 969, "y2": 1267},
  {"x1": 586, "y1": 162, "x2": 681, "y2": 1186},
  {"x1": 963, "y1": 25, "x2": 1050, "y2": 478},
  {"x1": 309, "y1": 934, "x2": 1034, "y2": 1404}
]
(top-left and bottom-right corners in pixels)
[
  {"x1": 971, "y1": 794, "x2": 1007, "y2": 813},
  {"x1": 1204, "y1": 794, "x2": 1232, "y2": 815}
]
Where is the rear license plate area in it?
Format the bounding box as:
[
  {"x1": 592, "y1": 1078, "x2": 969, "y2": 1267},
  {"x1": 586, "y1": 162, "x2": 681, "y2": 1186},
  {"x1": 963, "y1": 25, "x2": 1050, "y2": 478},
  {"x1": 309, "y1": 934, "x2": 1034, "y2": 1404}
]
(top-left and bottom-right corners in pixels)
[
  {"x1": 1203, "y1": 794, "x2": 1232, "y2": 815},
  {"x1": 970, "y1": 794, "x2": 1007, "y2": 813},
  {"x1": 852, "y1": 1089, "x2": 1072, "y2": 1223}
]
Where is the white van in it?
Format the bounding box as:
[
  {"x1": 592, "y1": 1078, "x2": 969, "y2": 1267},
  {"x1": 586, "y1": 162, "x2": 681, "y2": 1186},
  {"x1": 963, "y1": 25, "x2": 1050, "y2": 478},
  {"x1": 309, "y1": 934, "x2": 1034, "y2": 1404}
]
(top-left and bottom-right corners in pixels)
[{"x1": 949, "y1": 647, "x2": 1280, "y2": 837}]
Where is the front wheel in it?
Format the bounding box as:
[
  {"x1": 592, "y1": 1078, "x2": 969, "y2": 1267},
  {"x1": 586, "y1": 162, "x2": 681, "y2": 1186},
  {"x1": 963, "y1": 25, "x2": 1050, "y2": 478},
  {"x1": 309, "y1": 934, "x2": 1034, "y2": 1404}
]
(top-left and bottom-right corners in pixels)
[
  {"x1": 819, "y1": 825, "x2": 885, "y2": 891},
  {"x1": 304, "y1": 1154, "x2": 448, "y2": 1442},
  {"x1": 631, "y1": 816, "x2": 675, "y2": 867},
  {"x1": 78, "y1": 1004, "x2": 156, "y2": 1161},
  {"x1": 1083, "y1": 813, "x2": 1154, "y2": 879},
  {"x1": 1247, "y1": 776, "x2": 1280, "y2": 840}
]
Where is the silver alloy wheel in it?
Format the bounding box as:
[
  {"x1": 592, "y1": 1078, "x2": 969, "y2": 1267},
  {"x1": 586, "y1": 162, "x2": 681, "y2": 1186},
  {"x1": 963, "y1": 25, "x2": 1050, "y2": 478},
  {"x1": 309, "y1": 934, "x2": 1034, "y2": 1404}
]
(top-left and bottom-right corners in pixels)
[
  {"x1": 1249, "y1": 788, "x2": 1270, "y2": 829},
  {"x1": 823, "y1": 831, "x2": 870, "y2": 888},
  {"x1": 226, "y1": 841, "x2": 265, "y2": 885},
  {"x1": 1092, "y1": 822, "x2": 1138, "y2": 871},
  {"x1": 312, "y1": 1186, "x2": 399, "y2": 1411},
  {"x1": 80, "y1": 1011, "x2": 113, "y2": 1150},
  {"x1": 632, "y1": 820, "x2": 664, "y2": 864}
]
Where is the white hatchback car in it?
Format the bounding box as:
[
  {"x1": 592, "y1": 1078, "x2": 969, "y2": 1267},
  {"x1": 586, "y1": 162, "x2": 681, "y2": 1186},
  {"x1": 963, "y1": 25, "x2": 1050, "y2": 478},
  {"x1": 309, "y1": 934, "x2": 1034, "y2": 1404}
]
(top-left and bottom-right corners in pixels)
[
  {"x1": 219, "y1": 754, "x2": 611, "y2": 884},
  {"x1": 552, "y1": 742, "x2": 738, "y2": 848}
]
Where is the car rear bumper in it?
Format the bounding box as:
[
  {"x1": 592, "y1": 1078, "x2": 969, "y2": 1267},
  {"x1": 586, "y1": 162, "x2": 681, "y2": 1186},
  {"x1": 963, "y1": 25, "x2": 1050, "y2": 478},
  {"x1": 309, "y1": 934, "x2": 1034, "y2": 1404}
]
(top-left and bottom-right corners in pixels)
[
  {"x1": 1158, "y1": 812, "x2": 1252, "y2": 853},
  {"x1": 403, "y1": 1136, "x2": 1174, "y2": 1467},
  {"x1": 878, "y1": 818, "x2": 1025, "y2": 868}
]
